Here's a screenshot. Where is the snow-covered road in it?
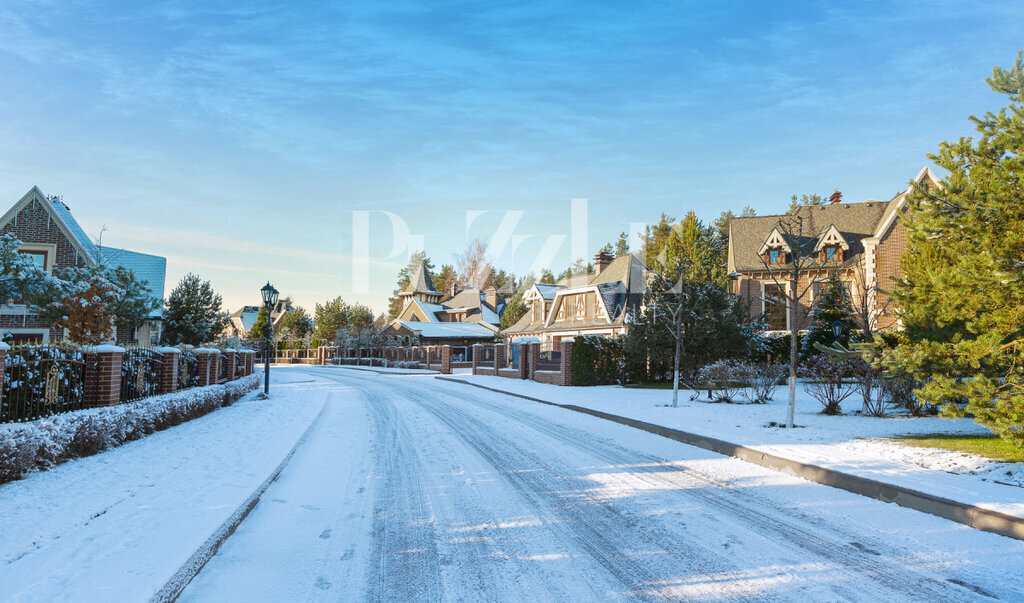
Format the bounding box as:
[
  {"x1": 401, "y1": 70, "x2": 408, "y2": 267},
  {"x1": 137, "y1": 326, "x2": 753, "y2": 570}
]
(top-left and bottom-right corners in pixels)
[{"x1": 182, "y1": 367, "x2": 1024, "y2": 601}]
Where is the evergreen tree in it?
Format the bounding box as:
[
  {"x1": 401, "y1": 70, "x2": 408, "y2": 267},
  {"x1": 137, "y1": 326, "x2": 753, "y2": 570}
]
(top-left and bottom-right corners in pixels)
[
  {"x1": 247, "y1": 305, "x2": 270, "y2": 341},
  {"x1": 162, "y1": 273, "x2": 225, "y2": 346},
  {"x1": 788, "y1": 193, "x2": 825, "y2": 213},
  {"x1": 0, "y1": 233, "x2": 49, "y2": 301},
  {"x1": 801, "y1": 272, "x2": 859, "y2": 360},
  {"x1": 614, "y1": 231, "x2": 630, "y2": 256},
  {"x1": 712, "y1": 206, "x2": 756, "y2": 250},
  {"x1": 314, "y1": 297, "x2": 350, "y2": 342},
  {"x1": 386, "y1": 251, "x2": 434, "y2": 319},
  {"x1": 278, "y1": 306, "x2": 312, "y2": 342},
  {"x1": 434, "y1": 264, "x2": 457, "y2": 298},
  {"x1": 500, "y1": 295, "x2": 527, "y2": 329},
  {"x1": 882, "y1": 52, "x2": 1024, "y2": 446},
  {"x1": 539, "y1": 269, "x2": 556, "y2": 284}
]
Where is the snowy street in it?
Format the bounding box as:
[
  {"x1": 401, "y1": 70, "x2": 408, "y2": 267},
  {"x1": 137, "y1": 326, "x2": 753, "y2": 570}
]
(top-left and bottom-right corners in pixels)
[{"x1": 178, "y1": 366, "x2": 1022, "y2": 601}]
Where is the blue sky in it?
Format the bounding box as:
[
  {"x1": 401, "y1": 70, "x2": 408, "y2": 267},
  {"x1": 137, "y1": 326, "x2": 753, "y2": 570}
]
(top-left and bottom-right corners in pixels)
[{"x1": 1, "y1": 1, "x2": 1021, "y2": 314}]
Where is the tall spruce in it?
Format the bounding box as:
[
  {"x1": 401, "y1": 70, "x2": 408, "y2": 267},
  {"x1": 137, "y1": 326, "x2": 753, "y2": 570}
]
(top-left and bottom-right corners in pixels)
[
  {"x1": 162, "y1": 273, "x2": 225, "y2": 346},
  {"x1": 883, "y1": 52, "x2": 1024, "y2": 446}
]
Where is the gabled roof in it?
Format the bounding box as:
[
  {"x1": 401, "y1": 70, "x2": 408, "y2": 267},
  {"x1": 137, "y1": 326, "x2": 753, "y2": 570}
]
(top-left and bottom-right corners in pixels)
[
  {"x1": 0, "y1": 187, "x2": 98, "y2": 264},
  {"x1": 403, "y1": 262, "x2": 437, "y2": 294},
  {"x1": 730, "y1": 200, "x2": 892, "y2": 271},
  {"x1": 872, "y1": 166, "x2": 942, "y2": 241},
  {"x1": 813, "y1": 224, "x2": 849, "y2": 251}
]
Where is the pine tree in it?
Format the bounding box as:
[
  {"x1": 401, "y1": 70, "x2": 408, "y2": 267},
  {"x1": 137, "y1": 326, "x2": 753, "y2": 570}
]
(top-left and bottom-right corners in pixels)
[
  {"x1": 883, "y1": 52, "x2": 1024, "y2": 446},
  {"x1": 788, "y1": 193, "x2": 825, "y2": 213},
  {"x1": 314, "y1": 297, "x2": 350, "y2": 342},
  {"x1": 801, "y1": 272, "x2": 858, "y2": 360},
  {"x1": 162, "y1": 273, "x2": 225, "y2": 346},
  {"x1": 247, "y1": 305, "x2": 271, "y2": 341}
]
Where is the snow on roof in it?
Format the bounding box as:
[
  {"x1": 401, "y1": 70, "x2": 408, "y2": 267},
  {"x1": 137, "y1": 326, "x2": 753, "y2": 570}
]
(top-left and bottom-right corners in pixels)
[
  {"x1": 47, "y1": 197, "x2": 99, "y2": 261},
  {"x1": 397, "y1": 321, "x2": 495, "y2": 339},
  {"x1": 534, "y1": 284, "x2": 563, "y2": 299},
  {"x1": 100, "y1": 247, "x2": 167, "y2": 318}
]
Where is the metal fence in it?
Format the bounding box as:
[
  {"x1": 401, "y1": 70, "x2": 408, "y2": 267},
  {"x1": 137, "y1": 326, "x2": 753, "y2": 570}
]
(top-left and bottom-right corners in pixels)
[
  {"x1": 2, "y1": 344, "x2": 88, "y2": 423},
  {"x1": 120, "y1": 344, "x2": 163, "y2": 403},
  {"x1": 235, "y1": 353, "x2": 245, "y2": 378},
  {"x1": 217, "y1": 354, "x2": 229, "y2": 383},
  {"x1": 537, "y1": 350, "x2": 561, "y2": 371},
  {"x1": 177, "y1": 348, "x2": 200, "y2": 391}
]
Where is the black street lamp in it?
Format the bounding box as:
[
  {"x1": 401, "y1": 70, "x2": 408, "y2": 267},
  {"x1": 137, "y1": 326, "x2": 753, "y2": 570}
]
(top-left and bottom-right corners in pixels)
[
  {"x1": 831, "y1": 319, "x2": 844, "y2": 343},
  {"x1": 260, "y1": 282, "x2": 279, "y2": 397}
]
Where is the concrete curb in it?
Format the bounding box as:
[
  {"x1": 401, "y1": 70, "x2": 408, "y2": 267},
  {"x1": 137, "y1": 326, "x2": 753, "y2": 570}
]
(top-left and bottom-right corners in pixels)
[
  {"x1": 436, "y1": 376, "x2": 1024, "y2": 542},
  {"x1": 150, "y1": 394, "x2": 331, "y2": 602}
]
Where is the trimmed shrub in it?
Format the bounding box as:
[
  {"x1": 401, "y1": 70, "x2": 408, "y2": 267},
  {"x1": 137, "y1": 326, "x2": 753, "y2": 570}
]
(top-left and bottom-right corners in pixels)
[
  {"x1": 570, "y1": 335, "x2": 624, "y2": 386},
  {"x1": 0, "y1": 374, "x2": 259, "y2": 486}
]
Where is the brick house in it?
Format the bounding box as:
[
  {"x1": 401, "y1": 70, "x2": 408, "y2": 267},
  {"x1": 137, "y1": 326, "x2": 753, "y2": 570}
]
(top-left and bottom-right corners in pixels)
[
  {"x1": 502, "y1": 251, "x2": 646, "y2": 349},
  {"x1": 0, "y1": 187, "x2": 166, "y2": 344},
  {"x1": 726, "y1": 167, "x2": 939, "y2": 333},
  {"x1": 382, "y1": 262, "x2": 504, "y2": 346},
  {"x1": 223, "y1": 300, "x2": 293, "y2": 338}
]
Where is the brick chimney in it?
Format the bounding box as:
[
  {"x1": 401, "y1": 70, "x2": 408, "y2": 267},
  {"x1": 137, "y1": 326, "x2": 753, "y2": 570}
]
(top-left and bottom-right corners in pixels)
[
  {"x1": 484, "y1": 287, "x2": 498, "y2": 311},
  {"x1": 829, "y1": 190, "x2": 842, "y2": 205},
  {"x1": 593, "y1": 251, "x2": 614, "y2": 275}
]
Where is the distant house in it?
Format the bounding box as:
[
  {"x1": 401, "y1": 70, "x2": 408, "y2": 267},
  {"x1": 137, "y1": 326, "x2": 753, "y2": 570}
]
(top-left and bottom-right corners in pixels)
[
  {"x1": 502, "y1": 251, "x2": 646, "y2": 349},
  {"x1": 726, "y1": 167, "x2": 940, "y2": 333},
  {"x1": 0, "y1": 187, "x2": 166, "y2": 344},
  {"x1": 382, "y1": 263, "x2": 503, "y2": 345},
  {"x1": 223, "y1": 300, "x2": 293, "y2": 338}
]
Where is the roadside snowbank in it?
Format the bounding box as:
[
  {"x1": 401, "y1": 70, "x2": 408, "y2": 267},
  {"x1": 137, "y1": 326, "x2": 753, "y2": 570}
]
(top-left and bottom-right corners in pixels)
[
  {"x1": 0, "y1": 375, "x2": 260, "y2": 484},
  {"x1": 448, "y1": 375, "x2": 1024, "y2": 519}
]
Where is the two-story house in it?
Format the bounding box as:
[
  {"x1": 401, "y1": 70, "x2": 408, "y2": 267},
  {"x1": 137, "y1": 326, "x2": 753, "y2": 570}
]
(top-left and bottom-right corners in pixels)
[
  {"x1": 503, "y1": 251, "x2": 646, "y2": 349},
  {"x1": 0, "y1": 187, "x2": 166, "y2": 344},
  {"x1": 223, "y1": 300, "x2": 294, "y2": 339},
  {"x1": 383, "y1": 262, "x2": 504, "y2": 345},
  {"x1": 726, "y1": 167, "x2": 939, "y2": 333}
]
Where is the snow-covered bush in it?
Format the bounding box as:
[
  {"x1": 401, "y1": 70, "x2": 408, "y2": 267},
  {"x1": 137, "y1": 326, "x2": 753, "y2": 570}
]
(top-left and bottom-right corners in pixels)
[
  {"x1": 697, "y1": 360, "x2": 743, "y2": 402},
  {"x1": 0, "y1": 374, "x2": 259, "y2": 485},
  {"x1": 391, "y1": 360, "x2": 423, "y2": 369},
  {"x1": 799, "y1": 354, "x2": 860, "y2": 415},
  {"x1": 737, "y1": 361, "x2": 787, "y2": 404}
]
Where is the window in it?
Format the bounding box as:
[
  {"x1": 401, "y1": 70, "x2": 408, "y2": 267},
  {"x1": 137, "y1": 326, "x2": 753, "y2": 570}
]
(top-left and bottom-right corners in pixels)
[
  {"x1": 533, "y1": 302, "x2": 543, "y2": 322},
  {"x1": 565, "y1": 297, "x2": 575, "y2": 319},
  {"x1": 764, "y1": 284, "x2": 787, "y2": 331},
  {"x1": 586, "y1": 293, "x2": 596, "y2": 317},
  {"x1": 821, "y1": 246, "x2": 841, "y2": 263},
  {"x1": 21, "y1": 250, "x2": 46, "y2": 268},
  {"x1": 768, "y1": 249, "x2": 783, "y2": 265}
]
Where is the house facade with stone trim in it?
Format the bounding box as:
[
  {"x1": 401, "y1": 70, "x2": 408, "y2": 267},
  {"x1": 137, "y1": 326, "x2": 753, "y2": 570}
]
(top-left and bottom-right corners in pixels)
[
  {"x1": 502, "y1": 252, "x2": 646, "y2": 350},
  {"x1": 0, "y1": 187, "x2": 167, "y2": 344},
  {"x1": 726, "y1": 167, "x2": 939, "y2": 333},
  {"x1": 382, "y1": 262, "x2": 505, "y2": 346}
]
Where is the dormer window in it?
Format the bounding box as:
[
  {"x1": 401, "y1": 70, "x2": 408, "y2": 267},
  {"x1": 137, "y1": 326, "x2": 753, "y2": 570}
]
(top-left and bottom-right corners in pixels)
[
  {"x1": 814, "y1": 225, "x2": 849, "y2": 264},
  {"x1": 758, "y1": 227, "x2": 791, "y2": 267}
]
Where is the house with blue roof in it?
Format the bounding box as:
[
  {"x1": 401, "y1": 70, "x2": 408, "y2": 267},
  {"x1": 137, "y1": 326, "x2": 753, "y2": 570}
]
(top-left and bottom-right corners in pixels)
[{"x1": 0, "y1": 187, "x2": 167, "y2": 344}]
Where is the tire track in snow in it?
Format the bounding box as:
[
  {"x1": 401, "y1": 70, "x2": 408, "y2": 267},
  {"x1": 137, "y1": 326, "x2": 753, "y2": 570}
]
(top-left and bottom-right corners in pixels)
[
  {"x1": 419, "y1": 378, "x2": 990, "y2": 602},
  {"x1": 362, "y1": 387, "x2": 443, "y2": 602}
]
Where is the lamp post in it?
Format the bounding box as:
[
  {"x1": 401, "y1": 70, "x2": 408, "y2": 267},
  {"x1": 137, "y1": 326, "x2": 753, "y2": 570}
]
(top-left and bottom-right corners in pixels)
[
  {"x1": 831, "y1": 320, "x2": 843, "y2": 343},
  {"x1": 260, "y1": 282, "x2": 279, "y2": 397}
]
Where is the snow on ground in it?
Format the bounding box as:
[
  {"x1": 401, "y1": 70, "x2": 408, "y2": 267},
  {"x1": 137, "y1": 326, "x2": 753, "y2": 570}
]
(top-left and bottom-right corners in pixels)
[
  {"x1": 330, "y1": 364, "x2": 439, "y2": 374},
  {"x1": 0, "y1": 373, "x2": 327, "y2": 602},
  {"x1": 183, "y1": 367, "x2": 1024, "y2": 601},
  {"x1": 451, "y1": 374, "x2": 1024, "y2": 519}
]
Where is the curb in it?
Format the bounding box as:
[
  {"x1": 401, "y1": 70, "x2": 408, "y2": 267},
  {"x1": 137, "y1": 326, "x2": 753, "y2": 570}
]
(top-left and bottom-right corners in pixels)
[
  {"x1": 436, "y1": 376, "x2": 1024, "y2": 542},
  {"x1": 150, "y1": 394, "x2": 331, "y2": 602}
]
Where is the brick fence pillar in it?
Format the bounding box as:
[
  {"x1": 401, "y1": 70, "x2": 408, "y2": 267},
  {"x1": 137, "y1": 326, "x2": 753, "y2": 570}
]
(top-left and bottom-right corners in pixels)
[
  {"x1": 472, "y1": 344, "x2": 482, "y2": 374},
  {"x1": 494, "y1": 344, "x2": 506, "y2": 374},
  {"x1": 0, "y1": 343, "x2": 8, "y2": 408},
  {"x1": 527, "y1": 342, "x2": 540, "y2": 381},
  {"x1": 85, "y1": 345, "x2": 125, "y2": 407},
  {"x1": 242, "y1": 350, "x2": 255, "y2": 375},
  {"x1": 223, "y1": 351, "x2": 237, "y2": 381},
  {"x1": 441, "y1": 345, "x2": 452, "y2": 374},
  {"x1": 559, "y1": 339, "x2": 574, "y2": 386},
  {"x1": 157, "y1": 347, "x2": 180, "y2": 394},
  {"x1": 516, "y1": 343, "x2": 529, "y2": 379},
  {"x1": 194, "y1": 348, "x2": 220, "y2": 386}
]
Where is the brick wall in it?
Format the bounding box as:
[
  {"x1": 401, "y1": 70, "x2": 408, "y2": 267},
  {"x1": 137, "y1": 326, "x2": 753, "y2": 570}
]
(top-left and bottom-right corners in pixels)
[{"x1": 873, "y1": 220, "x2": 907, "y2": 331}]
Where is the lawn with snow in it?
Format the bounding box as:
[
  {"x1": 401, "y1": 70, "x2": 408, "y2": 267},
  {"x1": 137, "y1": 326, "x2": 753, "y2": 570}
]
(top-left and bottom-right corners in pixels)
[{"x1": 449, "y1": 374, "x2": 1024, "y2": 519}]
